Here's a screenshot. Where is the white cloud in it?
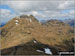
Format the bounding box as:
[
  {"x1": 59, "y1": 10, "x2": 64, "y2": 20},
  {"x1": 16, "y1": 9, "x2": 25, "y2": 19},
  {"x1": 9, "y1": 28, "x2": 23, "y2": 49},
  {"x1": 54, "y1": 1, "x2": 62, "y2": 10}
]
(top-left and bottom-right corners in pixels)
[
  {"x1": 58, "y1": 1, "x2": 69, "y2": 9},
  {"x1": 1, "y1": 0, "x2": 75, "y2": 12},
  {"x1": 58, "y1": 1, "x2": 75, "y2": 9},
  {"x1": 0, "y1": 9, "x2": 16, "y2": 23},
  {"x1": 31, "y1": 11, "x2": 39, "y2": 16},
  {"x1": 0, "y1": 0, "x2": 75, "y2": 22},
  {"x1": 69, "y1": 10, "x2": 75, "y2": 15},
  {"x1": 0, "y1": 9, "x2": 11, "y2": 17}
]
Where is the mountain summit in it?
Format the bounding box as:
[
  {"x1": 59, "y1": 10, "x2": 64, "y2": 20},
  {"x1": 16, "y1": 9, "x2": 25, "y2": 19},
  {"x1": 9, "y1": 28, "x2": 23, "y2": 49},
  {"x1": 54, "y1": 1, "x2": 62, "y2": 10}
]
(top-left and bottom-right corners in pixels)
[{"x1": 0, "y1": 15, "x2": 74, "y2": 55}]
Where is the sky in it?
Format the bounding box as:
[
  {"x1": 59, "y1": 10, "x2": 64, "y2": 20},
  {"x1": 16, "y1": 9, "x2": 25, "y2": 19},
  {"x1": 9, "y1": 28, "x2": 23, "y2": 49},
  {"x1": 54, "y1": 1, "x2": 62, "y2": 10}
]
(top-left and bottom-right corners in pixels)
[{"x1": 0, "y1": 0, "x2": 75, "y2": 23}]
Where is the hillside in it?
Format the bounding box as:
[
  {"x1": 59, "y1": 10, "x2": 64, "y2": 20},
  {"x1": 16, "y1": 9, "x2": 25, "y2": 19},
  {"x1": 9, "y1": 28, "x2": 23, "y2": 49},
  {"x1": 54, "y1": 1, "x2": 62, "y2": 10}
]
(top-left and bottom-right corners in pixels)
[{"x1": 0, "y1": 15, "x2": 74, "y2": 55}]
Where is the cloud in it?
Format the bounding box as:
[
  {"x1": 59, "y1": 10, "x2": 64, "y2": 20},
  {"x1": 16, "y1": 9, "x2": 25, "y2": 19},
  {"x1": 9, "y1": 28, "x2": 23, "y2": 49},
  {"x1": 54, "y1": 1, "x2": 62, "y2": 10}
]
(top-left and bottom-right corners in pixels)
[
  {"x1": 0, "y1": 9, "x2": 16, "y2": 23},
  {"x1": 58, "y1": 1, "x2": 75, "y2": 9},
  {"x1": 1, "y1": 0, "x2": 75, "y2": 12},
  {"x1": 31, "y1": 11, "x2": 46, "y2": 18},
  {"x1": 0, "y1": 9, "x2": 11, "y2": 20},
  {"x1": 0, "y1": 0, "x2": 75, "y2": 22},
  {"x1": 69, "y1": 10, "x2": 75, "y2": 15},
  {"x1": 31, "y1": 11, "x2": 39, "y2": 16},
  {"x1": 0, "y1": 9, "x2": 11, "y2": 15}
]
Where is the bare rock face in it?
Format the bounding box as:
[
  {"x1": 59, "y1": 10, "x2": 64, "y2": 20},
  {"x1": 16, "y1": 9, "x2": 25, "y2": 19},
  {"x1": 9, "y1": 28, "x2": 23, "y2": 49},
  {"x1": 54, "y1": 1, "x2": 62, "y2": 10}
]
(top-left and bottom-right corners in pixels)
[{"x1": 0, "y1": 15, "x2": 74, "y2": 55}]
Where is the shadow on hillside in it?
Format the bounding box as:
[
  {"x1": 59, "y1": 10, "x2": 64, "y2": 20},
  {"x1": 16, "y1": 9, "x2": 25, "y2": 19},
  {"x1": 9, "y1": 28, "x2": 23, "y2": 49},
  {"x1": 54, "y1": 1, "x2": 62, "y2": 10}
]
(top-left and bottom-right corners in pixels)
[
  {"x1": 1, "y1": 38, "x2": 74, "y2": 55},
  {"x1": 1, "y1": 39, "x2": 58, "y2": 55}
]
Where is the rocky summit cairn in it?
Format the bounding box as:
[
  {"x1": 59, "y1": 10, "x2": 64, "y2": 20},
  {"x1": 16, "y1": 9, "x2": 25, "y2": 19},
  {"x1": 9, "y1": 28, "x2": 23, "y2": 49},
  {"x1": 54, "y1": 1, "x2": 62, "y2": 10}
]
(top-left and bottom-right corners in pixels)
[{"x1": 0, "y1": 15, "x2": 74, "y2": 55}]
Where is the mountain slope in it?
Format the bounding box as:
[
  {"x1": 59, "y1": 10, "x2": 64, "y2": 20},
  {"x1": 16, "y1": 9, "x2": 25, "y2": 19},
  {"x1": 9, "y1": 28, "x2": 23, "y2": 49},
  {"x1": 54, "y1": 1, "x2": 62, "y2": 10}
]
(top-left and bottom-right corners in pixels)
[{"x1": 0, "y1": 15, "x2": 74, "y2": 55}]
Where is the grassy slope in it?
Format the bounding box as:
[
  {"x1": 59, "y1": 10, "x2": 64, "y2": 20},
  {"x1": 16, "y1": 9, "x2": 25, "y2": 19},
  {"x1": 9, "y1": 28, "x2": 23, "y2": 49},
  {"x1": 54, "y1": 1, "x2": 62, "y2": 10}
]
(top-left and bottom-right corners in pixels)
[{"x1": 0, "y1": 15, "x2": 74, "y2": 55}]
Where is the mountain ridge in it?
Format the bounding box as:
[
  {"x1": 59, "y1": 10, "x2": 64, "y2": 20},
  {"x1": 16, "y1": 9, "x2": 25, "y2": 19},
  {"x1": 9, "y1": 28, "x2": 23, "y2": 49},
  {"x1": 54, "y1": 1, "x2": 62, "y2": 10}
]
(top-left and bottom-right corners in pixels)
[{"x1": 0, "y1": 15, "x2": 74, "y2": 55}]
